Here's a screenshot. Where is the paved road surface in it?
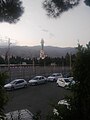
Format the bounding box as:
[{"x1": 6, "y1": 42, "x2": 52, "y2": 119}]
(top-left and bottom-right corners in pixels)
[{"x1": 5, "y1": 82, "x2": 70, "y2": 120}]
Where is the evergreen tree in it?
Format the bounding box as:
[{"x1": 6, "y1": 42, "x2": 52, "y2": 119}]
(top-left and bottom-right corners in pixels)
[
  {"x1": 65, "y1": 53, "x2": 70, "y2": 66},
  {"x1": 0, "y1": 72, "x2": 8, "y2": 118},
  {"x1": 46, "y1": 42, "x2": 90, "y2": 120},
  {"x1": 0, "y1": 0, "x2": 24, "y2": 23},
  {"x1": 0, "y1": 56, "x2": 5, "y2": 64},
  {"x1": 72, "y1": 42, "x2": 90, "y2": 120},
  {"x1": 43, "y1": 0, "x2": 90, "y2": 18}
]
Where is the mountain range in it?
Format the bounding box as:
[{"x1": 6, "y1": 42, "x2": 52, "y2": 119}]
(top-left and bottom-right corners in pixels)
[{"x1": 0, "y1": 45, "x2": 77, "y2": 58}]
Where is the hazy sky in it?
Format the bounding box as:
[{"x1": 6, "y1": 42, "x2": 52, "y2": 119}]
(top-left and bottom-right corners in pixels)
[{"x1": 0, "y1": 0, "x2": 90, "y2": 47}]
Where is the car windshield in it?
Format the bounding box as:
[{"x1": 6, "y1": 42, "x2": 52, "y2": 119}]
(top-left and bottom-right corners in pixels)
[
  {"x1": 52, "y1": 74, "x2": 56, "y2": 77},
  {"x1": 64, "y1": 79, "x2": 70, "y2": 83},
  {"x1": 52, "y1": 73, "x2": 61, "y2": 77},
  {"x1": 10, "y1": 80, "x2": 17, "y2": 84},
  {"x1": 33, "y1": 77, "x2": 39, "y2": 80}
]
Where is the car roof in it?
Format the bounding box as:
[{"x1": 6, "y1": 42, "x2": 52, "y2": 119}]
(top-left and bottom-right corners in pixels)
[
  {"x1": 52, "y1": 73, "x2": 62, "y2": 75},
  {"x1": 58, "y1": 77, "x2": 70, "y2": 80},
  {"x1": 34, "y1": 76, "x2": 44, "y2": 78},
  {"x1": 12, "y1": 79, "x2": 25, "y2": 82},
  {"x1": 63, "y1": 78, "x2": 70, "y2": 79}
]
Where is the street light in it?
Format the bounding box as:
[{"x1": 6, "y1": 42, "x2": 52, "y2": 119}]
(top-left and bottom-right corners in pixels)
[{"x1": 7, "y1": 38, "x2": 12, "y2": 70}]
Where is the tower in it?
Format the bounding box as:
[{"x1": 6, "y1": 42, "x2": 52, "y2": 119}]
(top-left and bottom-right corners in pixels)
[
  {"x1": 41, "y1": 39, "x2": 44, "y2": 50},
  {"x1": 40, "y1": 39, "x2": 45, "y2": 59}
]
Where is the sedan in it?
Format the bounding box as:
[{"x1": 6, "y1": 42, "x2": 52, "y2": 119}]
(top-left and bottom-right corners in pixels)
[
  {"x1": 47, "y1": 73, "x2": 63, "y2": 82},
  {"x1": 29, "y1": 76, "x2": 47, "y2": 85},
  {"x1": 4, "y1": 79, "x2": 28, "y2": 90},
  {"x1": 56, "y1": 77, "x2": 72, "y2": 87}
]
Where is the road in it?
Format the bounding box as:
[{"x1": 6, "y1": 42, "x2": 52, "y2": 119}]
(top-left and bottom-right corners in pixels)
[{"x1": 5, "y1": 82, "x2": 70, "y2": 120}]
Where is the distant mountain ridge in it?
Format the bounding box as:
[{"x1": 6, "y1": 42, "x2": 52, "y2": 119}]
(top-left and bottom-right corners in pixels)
[{"x1": 0, "y1": 45, "x2": 76, "y2": 58}]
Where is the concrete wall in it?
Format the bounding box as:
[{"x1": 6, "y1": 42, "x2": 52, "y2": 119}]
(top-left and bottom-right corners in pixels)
[{"x1": 0, "y1": 65, "x2": 70, "y2": 81}]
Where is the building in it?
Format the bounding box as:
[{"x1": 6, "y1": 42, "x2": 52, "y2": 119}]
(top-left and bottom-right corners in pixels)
[{"x1": 40, "y1": 39, "x2": 47, "y2": 59}]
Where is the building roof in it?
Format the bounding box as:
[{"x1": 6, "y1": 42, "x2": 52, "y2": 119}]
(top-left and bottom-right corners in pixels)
[{"x1": 4, "y1": 109, "x2": 33, "y2": 120}]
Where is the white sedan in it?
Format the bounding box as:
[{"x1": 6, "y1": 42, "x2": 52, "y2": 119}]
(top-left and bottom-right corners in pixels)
[
  {"x1": 47, "y1": 73, "x2": 63, "y2": 82},
  {"x1": 56, "y1": 77, "x2": 72, "y2": 87},
  {"x1": 29, "y1": 76, "x2": 47, "y2": 85},
  {"x1": 4, "y1": 79, "x2": 28, "y2": 90}
]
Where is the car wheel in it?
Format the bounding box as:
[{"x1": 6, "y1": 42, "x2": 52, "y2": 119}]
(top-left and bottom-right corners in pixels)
[
  {"x1": 32, "y1": 82, "x2": 37, "y2": 85},
  {"x1": 35, "y1": 82, "x2": 38, "y2": 85},
  {"x1": 24, "y1": 84, "x2": 27, "y2": 88},
  {"x1": 57, "y1": 83, "x2": 59, "y2": 87},
  {"x1": 45, "y1": 80, "x2": 47, "y2": 83},
  {"x1": 11, "y1": 86, "x2": 14, "y2": 91},
  {"x1": 53, "y1": 79, "x2": 56, "y2": 82}
]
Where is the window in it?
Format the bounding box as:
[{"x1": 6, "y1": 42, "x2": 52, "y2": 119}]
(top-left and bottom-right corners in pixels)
[
  {"x1": 16, "y1": 80, "x2": 24, "y2": 84},
  {"x1": 39, "y1": 77, "x2": 42, "y2": 80},
  {"x1": 42, "y1": 77, "x2": 44, "y2": 79},
  {"x1": 64, "y1": 79, "x2": 70, "y2": 83}
]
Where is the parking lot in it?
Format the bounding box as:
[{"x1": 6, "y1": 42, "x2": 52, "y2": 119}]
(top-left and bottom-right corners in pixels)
[{"x1": 5, "y1": 82, "x2": 70, "y2": 120}]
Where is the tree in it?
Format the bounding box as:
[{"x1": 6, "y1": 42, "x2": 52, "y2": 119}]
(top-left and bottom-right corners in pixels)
[
  {"x1": 0, "y1": 0, "x2": 90, "y2": 24},
  {"x1": 0, "y1": 56, "x2": 5, "y2": 64},
  {"x1": 85, "y1": 0, "x2": 90, "y2": 6},
  {"x1": 72, "y1": 42, "x2": 90, "y2": 120},
  {"x1": 0, "y1": 0, "x2": 24, "y2": 23},
  {"x1": 46, "y1": 42, "x2": 90, "y2": 120},
  {"x1": 0, "y1": 72, "x2": 8, "y2": 118},
  {"x1": 43, "y1": 0, "x2": 90, "y2": 18},
  {"x1": 65, "y1": 53, "x2": 70, "y2": 66}
]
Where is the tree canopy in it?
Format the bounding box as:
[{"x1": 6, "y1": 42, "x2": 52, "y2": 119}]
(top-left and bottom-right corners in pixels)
[
  {"x1": 0, "y1": 72, "x2": 8, "y2": 118},
  {"x1": 85, "y1": 0, "x2": 90, "y2": 6},
  {"x1": 46, "y1": 42, "x2": 90, "y2": 120},
  {"x1": 0, "y1": 0, "x2": 24, "y2": 23},
  {"x1": 43, "y1": 0, "x2": 90, "y2": 18},
  {"x1": 0, "y1": 0, "x2": 90, "y2": 23}
]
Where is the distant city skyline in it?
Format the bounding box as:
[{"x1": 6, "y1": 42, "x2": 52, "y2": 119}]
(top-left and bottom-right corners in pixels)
[{"x1": 0, "y1": 0, "x2": 90, "y2": 47}]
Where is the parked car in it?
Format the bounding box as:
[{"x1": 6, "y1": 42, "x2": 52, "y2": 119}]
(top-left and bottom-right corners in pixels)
[
  {"x1": 29, "y1": 76, "x2": 47, "y2": 85},
  {"x1": 63, "y1": 72, "x2": 73, "y2": 78},
  {"x1": 56, "y1": 77, "x2": 73, "y2": 87},
  {"x1": 47, "y1": 73, "x2": 63, "y2": 82},
  {"x1": 65, "y1": 79, "x2": 76, "y2": 89},
  {"x1": 4, "y1": 79, "x2": 28, "y2": 90}
]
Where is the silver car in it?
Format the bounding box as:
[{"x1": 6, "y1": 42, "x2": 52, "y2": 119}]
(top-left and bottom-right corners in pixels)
[
  {"x1": 4, "y1": 79, "x2": 28, "y2": 90},
  {"x1": 47, "y1": 73, "x2": 63, "y2": 82},
  {"x1": 29, "y1": 76, "x2": 47, "y2": 85}
]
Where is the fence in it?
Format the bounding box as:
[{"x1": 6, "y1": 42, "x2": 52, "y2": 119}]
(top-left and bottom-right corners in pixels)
[{"x1": 0, "y1": 64, "x2": 71, "y2": 81}]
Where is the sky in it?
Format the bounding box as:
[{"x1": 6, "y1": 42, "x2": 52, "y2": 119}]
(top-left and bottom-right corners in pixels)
[{"x1": 0, "y1": 0, "x2": 90, "y2": 47}]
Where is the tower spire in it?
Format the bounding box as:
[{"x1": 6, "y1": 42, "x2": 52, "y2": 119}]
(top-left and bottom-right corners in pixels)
[
  {"x1": 40, "y1": 39, "x2": 45, "y2": 59},
  {"x1": 41, "y1": 38, "x2": 44, "y2": 50}
]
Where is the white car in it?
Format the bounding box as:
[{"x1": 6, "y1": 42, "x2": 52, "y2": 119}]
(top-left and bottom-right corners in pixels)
[
  {"x1": 47, "y1": 73, "x2": 63, "y2": 82},
  {"x1": 29, "y1": 76, "x2": 47, "y2": 85},
  {"x1": 56, "y1": 77, "x2": 72, "y2": 87},
  {"x1": 4, "y1": 79, "x2": 28, "y2": 90}
]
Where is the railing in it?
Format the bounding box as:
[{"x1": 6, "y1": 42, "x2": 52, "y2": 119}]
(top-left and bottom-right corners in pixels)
[{"x1": 0, "y1": 65, "x2": 71, "y2": 81}]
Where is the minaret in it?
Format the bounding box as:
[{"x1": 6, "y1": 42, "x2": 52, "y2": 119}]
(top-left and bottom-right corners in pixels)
[
  {"x1": 40, "y1": 39, "x2": 45, "y2": 59},
  {"x1": 41, "y1": 39, "x2": 44, "y2": 50}
]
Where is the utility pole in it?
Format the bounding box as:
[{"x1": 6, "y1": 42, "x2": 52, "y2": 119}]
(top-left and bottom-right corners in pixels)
[
  {"x1": 7, "y1": 38, "x2": 11, "y2": 69},
  {"x1": 7, "y1": 38, "x2": 12, "y2": 81},
  {"x1": 70, "y1": 53, "x2": 72, "y2": 72}
]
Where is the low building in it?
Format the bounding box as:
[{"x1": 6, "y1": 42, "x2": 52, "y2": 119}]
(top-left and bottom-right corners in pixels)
[{"x1": 4, "y1": 109, "x2": 33, "y2": 120}]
